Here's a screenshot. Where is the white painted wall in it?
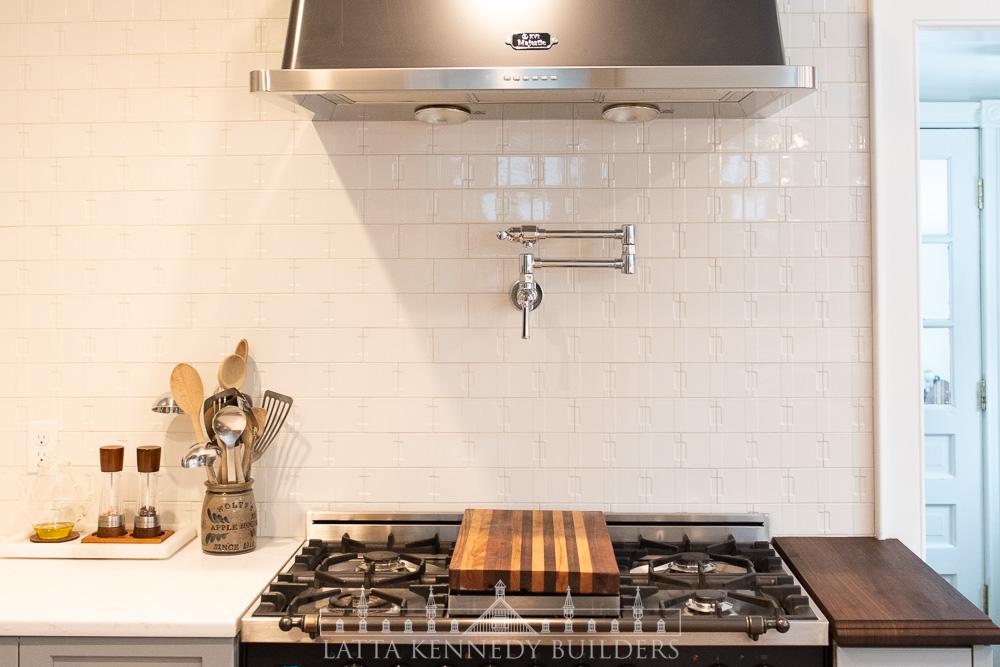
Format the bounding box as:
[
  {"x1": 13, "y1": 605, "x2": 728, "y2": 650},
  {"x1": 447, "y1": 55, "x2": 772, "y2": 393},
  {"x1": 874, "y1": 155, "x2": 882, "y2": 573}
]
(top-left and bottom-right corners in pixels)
[{"x1": 0, "y1": 0, "x2": 873, "y2": 538}]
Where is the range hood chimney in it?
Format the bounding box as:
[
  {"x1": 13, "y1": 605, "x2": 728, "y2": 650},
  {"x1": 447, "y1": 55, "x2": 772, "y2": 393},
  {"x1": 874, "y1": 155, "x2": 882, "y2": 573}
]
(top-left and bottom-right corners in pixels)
[{"x1": 251, "y1": 0, "x2": 815, "y2": 121}]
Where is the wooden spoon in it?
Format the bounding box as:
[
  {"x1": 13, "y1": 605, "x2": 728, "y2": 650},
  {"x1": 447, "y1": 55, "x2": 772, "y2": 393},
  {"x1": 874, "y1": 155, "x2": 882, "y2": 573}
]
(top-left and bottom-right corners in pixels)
[
  {"x1": 234, "y1": 338, "x2": 249, "y2": 361},
  {"x1": 203, "y1": 401, "x2": 218, "y2": 441},
  {"x1": 169, "y1": 363, "x2": 206, "y2": 442},
  {"x1": 217, "y1": 354, "x2": 246, "y2": 390},
  {"x1": 251, "y1": 407, "x2": 266, "y2": 434}
]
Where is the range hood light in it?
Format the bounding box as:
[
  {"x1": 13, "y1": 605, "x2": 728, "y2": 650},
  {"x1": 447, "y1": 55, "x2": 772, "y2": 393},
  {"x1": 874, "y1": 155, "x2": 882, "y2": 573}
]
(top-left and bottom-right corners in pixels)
[
  {"x1": 414, "y1": 105, "x2": 472, "y2": 125},
  {"x1": 602, "y1": 103, "x2": 661, "y2": 123}
]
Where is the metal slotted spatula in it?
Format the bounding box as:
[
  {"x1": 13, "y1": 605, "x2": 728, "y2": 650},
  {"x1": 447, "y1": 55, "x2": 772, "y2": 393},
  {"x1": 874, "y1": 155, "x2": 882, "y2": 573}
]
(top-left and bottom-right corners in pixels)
[{"x1": 253, "y1": 390, "x2": 293, "y2": 462}]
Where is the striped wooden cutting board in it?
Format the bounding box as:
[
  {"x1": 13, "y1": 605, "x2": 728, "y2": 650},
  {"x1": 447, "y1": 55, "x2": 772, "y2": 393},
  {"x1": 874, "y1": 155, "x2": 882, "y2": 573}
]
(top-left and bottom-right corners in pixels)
[{"x1": 449, "y1": 509, "x2": 619, "y2": 595}]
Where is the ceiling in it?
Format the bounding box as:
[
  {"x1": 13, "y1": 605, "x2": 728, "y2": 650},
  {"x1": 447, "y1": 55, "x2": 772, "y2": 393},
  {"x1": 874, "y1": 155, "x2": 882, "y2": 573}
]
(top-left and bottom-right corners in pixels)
[{"x1": 919, "y1": 28, "x2": 1000, "y2": 102}]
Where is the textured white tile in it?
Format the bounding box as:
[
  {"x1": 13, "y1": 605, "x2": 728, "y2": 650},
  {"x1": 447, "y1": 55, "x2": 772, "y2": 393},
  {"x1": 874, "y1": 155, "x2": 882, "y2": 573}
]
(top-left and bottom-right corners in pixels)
[{"x1": 0, "y1": 4, "x2": 875, "y2": 536}]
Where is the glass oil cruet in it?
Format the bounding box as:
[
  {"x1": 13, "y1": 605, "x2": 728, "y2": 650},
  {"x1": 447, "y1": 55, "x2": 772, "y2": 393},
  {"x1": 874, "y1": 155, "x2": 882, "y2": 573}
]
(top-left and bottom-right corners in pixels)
[
  {"x1": 26, "y1": 460, "x2": 87, "y2": 542},
  {"x1": 97, "y1": 445, "x2": 127, "y2": 538}
]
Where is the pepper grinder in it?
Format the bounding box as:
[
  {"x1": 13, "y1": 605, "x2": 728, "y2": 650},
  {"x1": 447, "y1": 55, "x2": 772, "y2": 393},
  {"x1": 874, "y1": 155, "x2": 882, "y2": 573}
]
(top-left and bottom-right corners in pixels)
[
  {"x1": 133, "y1": 445, "x2": 163, "y2": 538},
  {"x1": 97, "y1": 445, "x2": 126, "y2": 538}
]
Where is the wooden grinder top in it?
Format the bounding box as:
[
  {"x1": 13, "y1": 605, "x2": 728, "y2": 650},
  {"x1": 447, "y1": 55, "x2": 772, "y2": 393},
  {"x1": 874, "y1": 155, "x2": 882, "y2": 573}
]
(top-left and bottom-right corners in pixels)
[
  {"x1": 136, "y1": 445, "x2": 161, "y2": 473},
  {"x1": 99, "y1": 445, "x2": 124, "y2": 472}
]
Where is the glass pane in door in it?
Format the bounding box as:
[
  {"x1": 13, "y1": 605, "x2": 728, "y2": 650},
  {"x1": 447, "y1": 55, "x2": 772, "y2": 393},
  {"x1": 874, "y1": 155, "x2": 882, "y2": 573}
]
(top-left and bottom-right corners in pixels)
[
  {"x1": 920, "y1": 244, "x2": 952, "y2": 320},
  {"x1": 920, "y1": 158, "x2": 950, "y2": 235},
  {"x1": 922, "y1": 327, "x2": 953, "y2": 405}
]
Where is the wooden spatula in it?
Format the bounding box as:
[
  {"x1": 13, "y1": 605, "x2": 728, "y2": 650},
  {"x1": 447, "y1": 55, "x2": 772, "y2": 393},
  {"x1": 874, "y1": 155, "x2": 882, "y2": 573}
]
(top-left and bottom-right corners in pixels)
[
  {"x1": 242, "y1": 407, "x2": 265, "y2": 480},
  {"x1": 251, "y1": 407, "x2": 266, "y2": 438},
  {"x1": 170, "y1": 363, "x2": 207, "y2": 442},
  {"x1": 234, "y1": 339, "x2": 249, "y2": 361}
]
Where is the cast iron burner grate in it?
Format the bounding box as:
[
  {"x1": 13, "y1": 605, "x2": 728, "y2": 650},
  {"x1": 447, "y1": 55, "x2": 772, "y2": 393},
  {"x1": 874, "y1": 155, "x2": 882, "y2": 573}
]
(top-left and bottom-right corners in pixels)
[
  {"x1": 252, "y1": 527, "x2": 815, "y2": 625},
  {"x1": 315, "y1": 551, "x2": 428, "y2": 589}
]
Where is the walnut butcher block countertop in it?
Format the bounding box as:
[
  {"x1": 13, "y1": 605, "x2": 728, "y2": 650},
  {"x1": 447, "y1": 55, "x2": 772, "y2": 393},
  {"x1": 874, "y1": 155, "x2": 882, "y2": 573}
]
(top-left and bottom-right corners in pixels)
[{"x1": 773, "y1": 537, "x2": 1000, "y2": 647}]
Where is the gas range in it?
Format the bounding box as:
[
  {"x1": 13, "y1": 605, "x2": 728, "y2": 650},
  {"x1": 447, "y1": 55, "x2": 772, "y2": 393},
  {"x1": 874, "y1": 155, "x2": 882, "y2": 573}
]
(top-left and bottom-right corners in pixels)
[{"x1": 241, "y1": 513, "x2": 828, "y2": 667}]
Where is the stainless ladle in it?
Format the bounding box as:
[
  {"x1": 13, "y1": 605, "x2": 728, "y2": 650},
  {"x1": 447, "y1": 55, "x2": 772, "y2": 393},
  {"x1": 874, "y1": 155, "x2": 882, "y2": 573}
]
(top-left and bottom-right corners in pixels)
[
  {"x1": 213, "y1": 405, "x2": 247, "y2": 484},
  {"x1": 180, "y1": 441, "x2": 221, "y2": 485}
]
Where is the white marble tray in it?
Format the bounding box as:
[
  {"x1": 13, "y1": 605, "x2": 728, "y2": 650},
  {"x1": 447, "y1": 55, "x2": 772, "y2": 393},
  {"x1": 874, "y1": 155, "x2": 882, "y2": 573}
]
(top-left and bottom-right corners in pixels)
[{"x1": 0, "y1": 526, "x2": 196, "y2": 559}]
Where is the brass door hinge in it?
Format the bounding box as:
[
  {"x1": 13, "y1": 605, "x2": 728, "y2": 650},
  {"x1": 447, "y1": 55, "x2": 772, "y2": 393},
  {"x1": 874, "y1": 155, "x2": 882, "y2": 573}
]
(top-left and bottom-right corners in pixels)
[
  {"x1": 979, "y1": 379, "x2": 988, "y2": 412},
  {"x1": 979, "y1": 179, "x2": 985, "y2": 210}
]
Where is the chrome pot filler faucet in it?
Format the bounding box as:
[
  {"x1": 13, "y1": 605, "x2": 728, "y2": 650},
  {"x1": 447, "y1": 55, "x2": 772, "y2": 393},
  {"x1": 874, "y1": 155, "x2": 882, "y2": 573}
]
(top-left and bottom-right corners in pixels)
[{"x1": 496, "y1": 224, "x2": 636, "y2": 339}]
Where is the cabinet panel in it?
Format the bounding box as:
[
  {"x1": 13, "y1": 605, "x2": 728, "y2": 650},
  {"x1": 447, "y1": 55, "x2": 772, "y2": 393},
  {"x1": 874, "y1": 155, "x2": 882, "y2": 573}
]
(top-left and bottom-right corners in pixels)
[
  {"x1": 18, "y1": 637, "x2": 235, "y2": 667},
  {"x1": 835, "y1": 646, "x2": 972, "y2": 667},
  {"x1": 1, "y1": 637, "x2": 17, "y2": 666}
]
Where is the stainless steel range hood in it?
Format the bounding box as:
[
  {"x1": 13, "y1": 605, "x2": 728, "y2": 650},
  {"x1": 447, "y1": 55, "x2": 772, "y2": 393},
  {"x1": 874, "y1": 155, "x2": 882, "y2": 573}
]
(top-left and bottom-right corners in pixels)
[{"x1": 251, "y1": 0, "x2": 816, "y2": 121}]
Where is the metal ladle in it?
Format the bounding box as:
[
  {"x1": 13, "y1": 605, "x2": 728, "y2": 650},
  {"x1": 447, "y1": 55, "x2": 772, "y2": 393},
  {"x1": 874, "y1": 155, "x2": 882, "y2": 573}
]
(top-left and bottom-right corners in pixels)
[
  {"x1": 180, "y1": 441, "x2": 221, "y2": 485},
  {"x1": 213, "y1": 406, "x2": 247, "y2": 484}
]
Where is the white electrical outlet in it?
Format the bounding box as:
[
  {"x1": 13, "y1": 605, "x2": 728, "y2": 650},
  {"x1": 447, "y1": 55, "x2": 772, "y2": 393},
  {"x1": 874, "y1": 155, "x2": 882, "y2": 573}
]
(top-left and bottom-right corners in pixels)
[{"x1": 27, "y1": 420, "x2": 58, "y2": 472}]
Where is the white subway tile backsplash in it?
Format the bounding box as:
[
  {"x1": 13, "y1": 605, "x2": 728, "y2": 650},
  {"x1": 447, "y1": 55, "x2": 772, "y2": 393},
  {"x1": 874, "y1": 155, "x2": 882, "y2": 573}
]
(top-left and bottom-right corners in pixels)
[{"x1": 0, "y1": 2, "x2": 875, "y2": 539}]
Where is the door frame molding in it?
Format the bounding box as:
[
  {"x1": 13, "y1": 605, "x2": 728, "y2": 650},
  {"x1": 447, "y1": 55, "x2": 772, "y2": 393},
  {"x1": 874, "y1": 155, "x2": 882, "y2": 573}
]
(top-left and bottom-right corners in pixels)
[
  {"x1": 983, "y1": 101, "x2": 1000, "y2": 617},
  {"x1": 870, "y1": 0, "x2": 1000, "y2": 554}
]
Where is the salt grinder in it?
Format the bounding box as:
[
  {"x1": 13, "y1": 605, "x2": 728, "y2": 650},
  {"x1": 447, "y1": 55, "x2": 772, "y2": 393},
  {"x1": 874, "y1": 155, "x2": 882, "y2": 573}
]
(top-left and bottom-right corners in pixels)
[
  {"x1": 133, "y1": 445, "x2": 163, "y2": 538},
  {"x1": 97, "y1": 445, "x2": 126, "y2": 538}
]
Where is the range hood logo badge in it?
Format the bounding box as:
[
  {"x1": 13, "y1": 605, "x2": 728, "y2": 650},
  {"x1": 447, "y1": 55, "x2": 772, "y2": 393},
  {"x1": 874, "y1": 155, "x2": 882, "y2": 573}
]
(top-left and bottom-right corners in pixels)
[{"x1": 506, "y1": 33, "x2": 558, "y2": 50}]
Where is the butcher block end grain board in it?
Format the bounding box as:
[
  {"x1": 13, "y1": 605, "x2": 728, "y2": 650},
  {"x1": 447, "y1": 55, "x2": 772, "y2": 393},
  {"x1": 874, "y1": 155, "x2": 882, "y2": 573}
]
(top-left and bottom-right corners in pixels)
[{"x1": 449, "y1": 509, "x2": 619, "y2": 595}]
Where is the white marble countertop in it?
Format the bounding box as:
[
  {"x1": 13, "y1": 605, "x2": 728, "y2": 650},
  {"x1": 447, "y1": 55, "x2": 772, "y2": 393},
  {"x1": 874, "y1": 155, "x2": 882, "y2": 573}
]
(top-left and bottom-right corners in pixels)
[{"x1": 0, "y1": 537, "x2": 302, "y2": 638}]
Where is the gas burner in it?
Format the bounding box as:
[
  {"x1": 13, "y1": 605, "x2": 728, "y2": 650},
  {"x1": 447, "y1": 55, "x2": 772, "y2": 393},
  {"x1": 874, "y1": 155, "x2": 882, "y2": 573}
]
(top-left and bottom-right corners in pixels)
[
  {"x1": 631, "y1": 551, "x2": 753, "y2": 577},
  {"x1": 667, "y1": 552, "x2": 716, "y2": 574},
  {"x1": 312, "y1": 551, "x2": 428, "y2": 590},
  {"x1": 330, "y1": 590, "x2": 390, "y2": 612},
  {"x1": 360, "y1": 550, "x2": 406, "y2": 573},
  {"x1": 686, "y1": 589, "x2": 735, "y2": 615}
]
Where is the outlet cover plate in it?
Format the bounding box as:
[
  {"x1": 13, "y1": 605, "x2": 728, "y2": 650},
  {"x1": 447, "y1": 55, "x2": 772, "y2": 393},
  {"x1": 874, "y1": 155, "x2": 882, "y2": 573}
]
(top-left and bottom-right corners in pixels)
[{"x1": 27, "y1": 420, "x2": 58, "y2": 472}]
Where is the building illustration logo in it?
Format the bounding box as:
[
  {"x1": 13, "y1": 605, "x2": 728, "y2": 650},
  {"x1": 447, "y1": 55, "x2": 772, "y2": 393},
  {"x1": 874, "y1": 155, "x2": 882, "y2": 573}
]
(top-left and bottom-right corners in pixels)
[
  {"x1": 315, "y1": 581, "x2": 678, "y2": 639},
  {"x1": 464, "y1": 581, "x2": 538, "y2": 635}
]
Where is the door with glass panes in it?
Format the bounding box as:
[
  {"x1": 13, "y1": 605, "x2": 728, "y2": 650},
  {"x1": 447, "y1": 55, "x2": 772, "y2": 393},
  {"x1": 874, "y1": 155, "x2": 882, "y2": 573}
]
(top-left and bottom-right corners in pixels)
[{"x1": 919, "y1": 128, "x2": 985, "y2": 607}]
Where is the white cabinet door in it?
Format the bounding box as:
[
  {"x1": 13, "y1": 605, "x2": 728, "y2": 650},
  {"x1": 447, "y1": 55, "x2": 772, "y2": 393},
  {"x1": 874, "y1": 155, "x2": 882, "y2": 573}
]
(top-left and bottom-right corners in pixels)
[
  {"x1": 0, "y1": 637, "x2": 16, "y2": 666},
  {"x1": 18, "y1": 637, "x2": 235, "y2": 667},
  {"x1": 835, "y1": 646, "x2": 978, "y2": 667}
]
